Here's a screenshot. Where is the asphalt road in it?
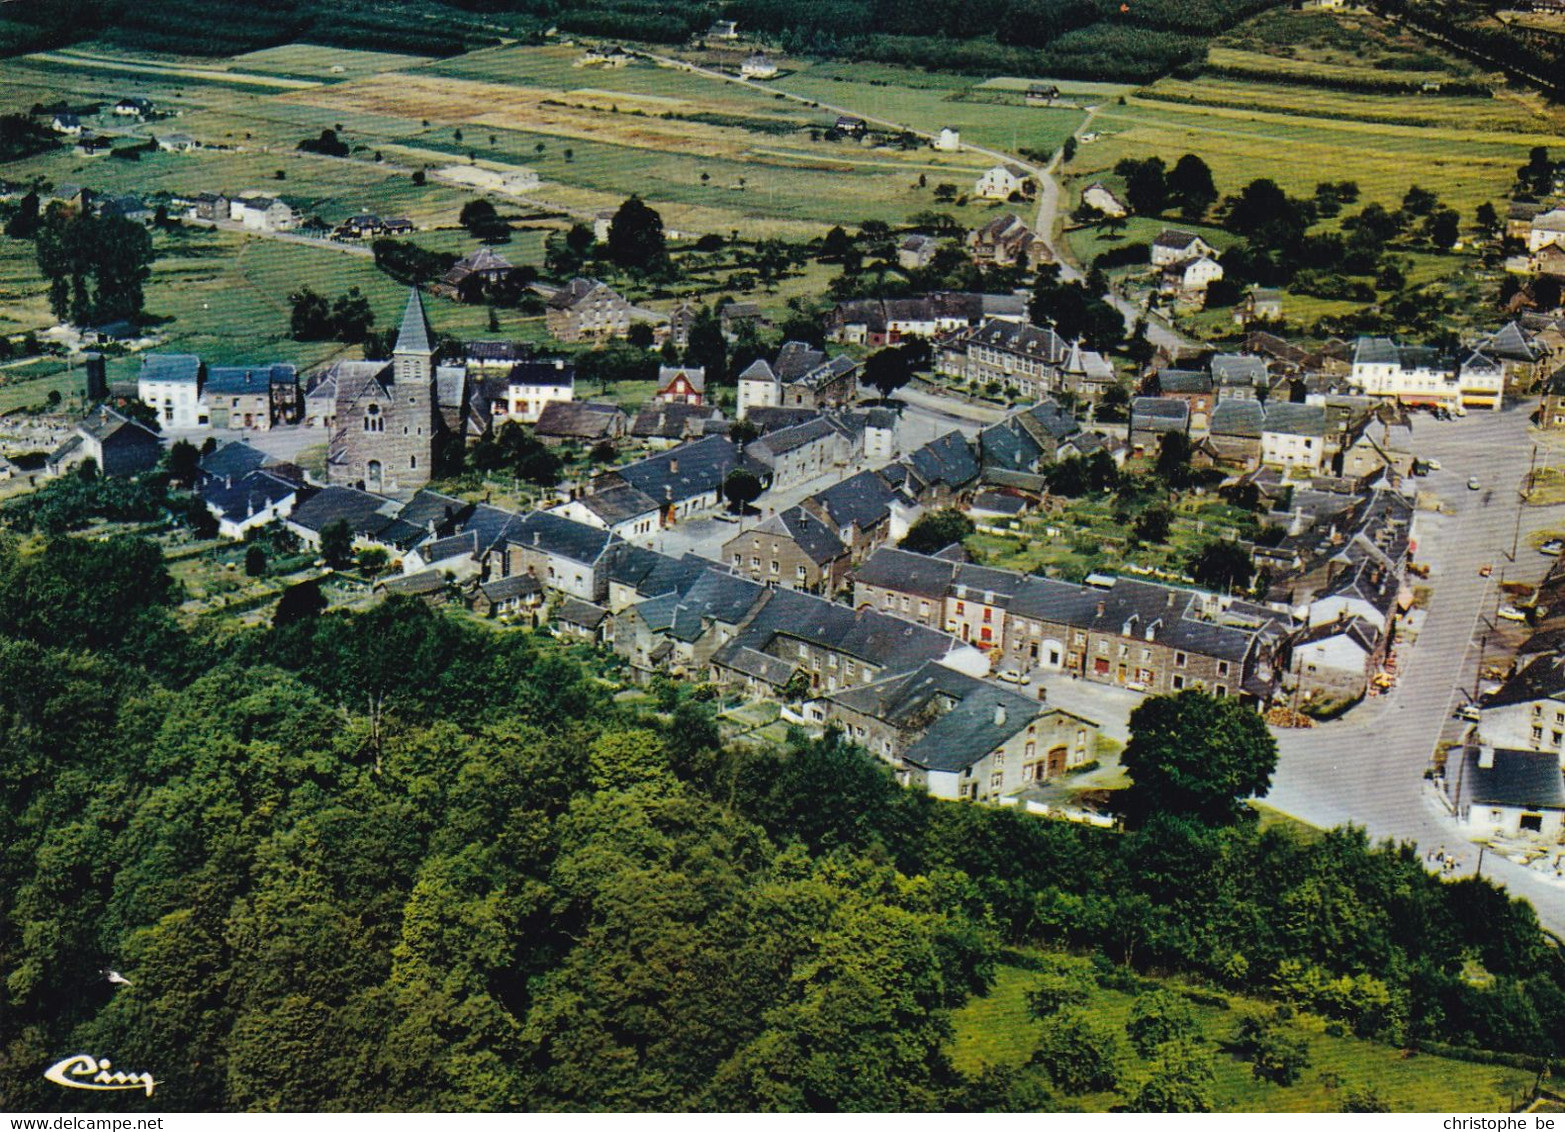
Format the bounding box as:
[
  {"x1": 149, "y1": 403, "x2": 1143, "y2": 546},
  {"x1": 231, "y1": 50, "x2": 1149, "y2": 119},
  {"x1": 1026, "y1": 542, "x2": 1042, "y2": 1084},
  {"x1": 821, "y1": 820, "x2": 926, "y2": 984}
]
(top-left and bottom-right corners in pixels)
[{"x1": 1266, "y1": 407, "x2": 1565, "y2": 932}]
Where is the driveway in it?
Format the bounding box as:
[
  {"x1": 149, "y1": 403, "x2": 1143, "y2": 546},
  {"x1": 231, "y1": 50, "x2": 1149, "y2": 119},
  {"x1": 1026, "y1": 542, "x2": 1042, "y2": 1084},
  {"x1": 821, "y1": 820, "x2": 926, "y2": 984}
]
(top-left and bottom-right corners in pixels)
[{"x1": 1266, "y1": 407, "x2": 1565, "y2": 932}]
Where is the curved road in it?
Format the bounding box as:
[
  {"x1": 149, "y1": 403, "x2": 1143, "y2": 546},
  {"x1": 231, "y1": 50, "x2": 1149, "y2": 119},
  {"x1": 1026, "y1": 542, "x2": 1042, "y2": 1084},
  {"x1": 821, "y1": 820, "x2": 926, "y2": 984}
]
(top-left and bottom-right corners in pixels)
[
  {"x1": 1266, "y1": 408, "x2": 1565, "y2": 933},
  {"x1": 639, "y1": 49, "x2": 1193, "y2": 353}
]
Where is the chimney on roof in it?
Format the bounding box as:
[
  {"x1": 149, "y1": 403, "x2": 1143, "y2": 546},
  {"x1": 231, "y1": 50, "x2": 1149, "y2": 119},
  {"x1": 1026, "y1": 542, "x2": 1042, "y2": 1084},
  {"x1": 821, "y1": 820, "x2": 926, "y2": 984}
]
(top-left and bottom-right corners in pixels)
[
  {"x1": 532, "y1": 530, "x2": 540, "y2": 547},
  {"x1": 994, "y1": 703, "x2": 1007, "y2": 728},
  {"x1": 1478, "y1": 744, "x2": 1494, "y2": 770},
  {"x1": 1167, "y1": 590, "x2": 1175, "y2": 606},
  {"x1": 1096, "y1": 600, "x2": 1106, "y2": 618}
]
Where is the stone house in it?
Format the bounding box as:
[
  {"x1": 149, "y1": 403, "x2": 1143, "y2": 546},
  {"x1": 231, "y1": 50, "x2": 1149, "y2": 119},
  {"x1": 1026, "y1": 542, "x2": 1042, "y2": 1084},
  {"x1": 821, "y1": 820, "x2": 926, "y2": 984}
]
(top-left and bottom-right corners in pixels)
[
  {"x1": 1150, "y1": 229, "x2": 1218, "y2": 268},
  {"x1": 545, "y1": 278, "x2": 633, "y2": 342},
  {"x1": 736, "y1": 342, "x2": 859, "y2": 419},
  {"x1": 45, "y1": 404, "x2": 161, "y2": 478},
  {"x1": 1289, "y1": 615, "x2": 1378, "y2": 702},
  {"x1": 1539, "y1": 364, "x2": 1565, "y2": 430},
  {"x1": 1260, "y1": 402, "x2": 1330, "y2": 473},
  {"x1": 818, "y1": 660, "x2": 1099, "y2": 800},
  {"x1": 551, "y1": 483, "x2": 661, "y2": 542},
  {"x1": 721, "y1": 505, "x2": 850, "y2": 593},
  {"x1": 202, "y1": 365, "x2": 291, "y2": 430},
  {"x1": 966, "y1": 213, "x2": 1049, "y2": 269},
  {"x1": 975, "y1": 163, "x2": 1033, "y2": 200},
  {"x1": 1128, "y1": 396, "x2": 1189, "y2": 455},
  {"x1": 533, "y1": 401, "x2": 627, "y2": 446},
  {"x1": 1155, "y1": 369, "x2": 1215, "y2": 432},
  {"x1": 743, "y1": 415, "x2": 855, "y2": 490},
  {"x1": 503, "y1": 511, "x2": 618, "y2": 603}
]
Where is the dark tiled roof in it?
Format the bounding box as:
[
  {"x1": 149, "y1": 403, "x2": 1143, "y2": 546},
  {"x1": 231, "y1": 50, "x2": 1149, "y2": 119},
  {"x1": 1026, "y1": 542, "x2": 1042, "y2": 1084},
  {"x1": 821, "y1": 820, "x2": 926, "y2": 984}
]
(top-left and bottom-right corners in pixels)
[
  {"x1": 1486, "y1": 654, "x2": 1565, "y2": 709},
  {"x1": 1211, "y1": 400, "x2": 1264, "y2": 437},
  {"x1": 555, "y1": 597, "x2": 610, "y2": 629},
  {"x1": 1157, "y1": 369, "x2": 1212, "y2": 395},
  {"x1": 535, "y1": 400, "x2": 625, "y2": 439},
  {"x1": 510, "y1": 510, "x2": 616, "y2": 564},
  {"x1": 78, "y1": 404, "x2": 159, "y2": 447},
  {"x1": 289, "y1": 486, "x2": 397, "y2": 537},
  {"x1": 206, "y1": 364, "x2": 292, "y2": 395},
  {"x1": 809, "y1": 468, "x2": 898, "y2": 532},
  {"x1": 379, "y1": 570, "x2": 449, "y2": 596},
  {"x1": 1460, "y1": 746, "x2": 1565, "y2": 810},
  {"x1": 752, "y1": 506, "x2": 848, "y2": 565},
  {"x1": 611, "y1": 434, "x2": 740, "y2": 504},
  {"x1": 574, "y1": 483, "x2": 659, "y2": 525},
  {"x1": 733, "y1": 587, "x2": 960, "y2": 673},
  {"x1": 139, "y1": 354, "x2": 201, "y2": 384},
  {"x1": 1263, "y1": 402, "x2": 1327, "y2": 438},
  {"x1": 630, "y1": 402, "x2": 722, "y2": 439},
  {"x1": 852, "y1": 547, "x2": 956, "y2": 599},
  {"x1": 395, "y1": 288, "x2": 434, "y2": 355},
  {"x1": 507, "y1": 359, "x2": 575, "y2": 388}
]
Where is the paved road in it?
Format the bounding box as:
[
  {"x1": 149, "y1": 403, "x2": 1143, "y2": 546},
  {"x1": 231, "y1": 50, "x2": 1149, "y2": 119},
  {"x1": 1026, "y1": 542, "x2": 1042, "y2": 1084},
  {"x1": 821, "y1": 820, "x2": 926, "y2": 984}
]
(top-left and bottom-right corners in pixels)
[{"x1": 1266, "y1": 407, "x2": 1565, "y2": 932}]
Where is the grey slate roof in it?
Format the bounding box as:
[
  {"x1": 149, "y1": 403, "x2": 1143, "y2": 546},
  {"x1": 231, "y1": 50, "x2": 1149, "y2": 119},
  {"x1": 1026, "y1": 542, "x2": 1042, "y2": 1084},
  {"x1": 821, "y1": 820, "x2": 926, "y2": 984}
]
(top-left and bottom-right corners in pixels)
[
  {"x1": 479, "y1": 573, "x2": 543, "y2": 603},
  {"x1": 809, "y1": 468, "x2": 898, "y2": 532},
  {"x1": 1210, "y1": 399, "x2": 1265, "y2": 437},
  {"x1": 630, "y1": 402, "x2": 722, "y2": 440},
  {"x1": 1263, "y1": 402, "x2": 1327, "y2": 438},
  {"x1": 753, "y1": 506, "x2": 848, "y2": 565},
  {"x1": 575, "y1": 482, "x2": 659, "y2": 525},
  {"x1": 906, "y1": 431, "x2": 980, "y2": 490},
  {"x1": 206, "y1": 364, "x2": 293, "y2": 396},
  {"x1": 395, "y1": 288, "x2": 434, "y2": 355},
  {"x1": 728, "y1": 587, "x2": 960, "y2": 673},
  {"x1": 1131, "y1": 397, "x2": 1189, "y2": 431},
  {"x1": 1485, "y1": 654, "x2": 1565, "y2": 709},
  {"x1": 289, "y1": 485, "x2": 397, "y2": 537},
  {"x1": 200, "y1": 469, "x2": 300, "y2": 522},
  {"x1": 971, "y1": 490, "x2": 1027, "y2": 516},
  {"x1": 509, "y1": 510, "x2": 616, "y2": 564},
  {"x1": 852, "y1": 547, "x2": 957, "y2": 599},
  {"x1": 1459, "y1": 746, "x2": 1565, "y2": 810},
  {"x1": 1157, "y1": 369, "x2": 1212, "y2": 395},
  {"x1": 1210, "y1": 354, "x2": 1268, "y2": 386},
  {"x1": 139, "y1": 354, "x2": 201, "y2": 384},
  {"x1": 611, "y1": 434, "x2": 741, "y2": 504},
  {"x1": 535, "y1": 400, "x2": 625, "y2": 439},
  {"x1": 555, "y1": 597, "x2": 610, "y2": 629}
]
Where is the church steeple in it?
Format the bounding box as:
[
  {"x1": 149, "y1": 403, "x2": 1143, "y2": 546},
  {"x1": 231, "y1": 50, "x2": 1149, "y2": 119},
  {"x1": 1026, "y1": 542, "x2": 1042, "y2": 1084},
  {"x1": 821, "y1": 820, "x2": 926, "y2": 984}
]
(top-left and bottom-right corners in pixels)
[{"x1": 394, "y1": 287, "x2": 434, "y2": 360}]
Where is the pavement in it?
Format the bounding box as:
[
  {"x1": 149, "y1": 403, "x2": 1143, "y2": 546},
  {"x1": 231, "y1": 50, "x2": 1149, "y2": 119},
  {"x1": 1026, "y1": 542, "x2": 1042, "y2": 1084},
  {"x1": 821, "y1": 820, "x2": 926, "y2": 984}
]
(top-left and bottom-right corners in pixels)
[{"x1": 1262, "y1": 406, "x2": 1565, "y2": 933}]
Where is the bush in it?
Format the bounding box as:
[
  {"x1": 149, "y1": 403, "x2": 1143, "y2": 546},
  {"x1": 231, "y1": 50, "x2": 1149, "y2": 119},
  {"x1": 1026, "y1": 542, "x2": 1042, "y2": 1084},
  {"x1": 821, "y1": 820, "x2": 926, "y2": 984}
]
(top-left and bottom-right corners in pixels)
[{"x1": 1032, "y1": 1008, "x2": 1122, "y2": 1095}]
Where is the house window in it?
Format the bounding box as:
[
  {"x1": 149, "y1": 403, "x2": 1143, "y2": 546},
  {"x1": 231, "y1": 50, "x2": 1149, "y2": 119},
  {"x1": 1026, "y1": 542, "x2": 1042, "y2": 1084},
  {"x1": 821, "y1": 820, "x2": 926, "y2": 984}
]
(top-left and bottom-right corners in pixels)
[
  {"x1": 1172, "y1": 675, "x2": 1185, "y2": 690},
  {"x1": 1097, "y1": 640, "x2": 1108, "y2": 654},
  {"x1": 983, "y1": 608, "x2": 992, "y2": 623},
  {"x1": 955, "y1": 601, "x2": 965, "y2": 615},
  {"x1": 796, "y1": 565, "x2": 807, "y2": 579},
  {"x1": 751, "y1": 556, "x2": 760, "y2": 567},
  {"x1": 1140, "y1": 648, "x2": 1150, "y2": 663},
  {"x1": 1522, "y1": 813, "x2": 1545, "y2": 833},
  {"x1": 1175, "y1": 651, "x2": 1187, "y2": 667},
  {"x1": 1217, "y1": 661, "x2": 1230, "y2": 677},
  {"x1": 1534, "y1": 726, "x2": 1545, "y2": 742},
  {"x1": 770, "y1": 560, "x2": 780, "y2": 574}
]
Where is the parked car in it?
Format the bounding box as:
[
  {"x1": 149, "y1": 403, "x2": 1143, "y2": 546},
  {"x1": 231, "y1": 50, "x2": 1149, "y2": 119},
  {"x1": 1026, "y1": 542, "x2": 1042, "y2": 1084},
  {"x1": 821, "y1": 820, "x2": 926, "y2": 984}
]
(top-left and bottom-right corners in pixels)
[
  {"x1": 1498, "y1": 604, "x2": 1529, "y2": 622},
  {"x1": 995, "y1": 667, "x2": 1026, "y2": 685},
  {"x1": 1541, "y1": 539, "x2": 1564, "y2": 557},
  {"x1": 1456, "y1": 704, "x2": 1482, "y2": 722},
  {"x1": 1425, "y1": 458, "x2": 1442, "y2": 471},
  {"x1": 1479, "y1": 563, "x2": 1493, "y2": 577},
  {"x1": 1468, "y1": 477, "x2": 1482, "y2": 490}
]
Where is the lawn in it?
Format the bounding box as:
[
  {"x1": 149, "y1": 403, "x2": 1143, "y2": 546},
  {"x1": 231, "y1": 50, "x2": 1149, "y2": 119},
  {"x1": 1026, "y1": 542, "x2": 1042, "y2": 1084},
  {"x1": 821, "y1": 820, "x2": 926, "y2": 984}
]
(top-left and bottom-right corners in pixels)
[{"x1": 949, "y1": 954, "x2": 1538, "y2": 1112}]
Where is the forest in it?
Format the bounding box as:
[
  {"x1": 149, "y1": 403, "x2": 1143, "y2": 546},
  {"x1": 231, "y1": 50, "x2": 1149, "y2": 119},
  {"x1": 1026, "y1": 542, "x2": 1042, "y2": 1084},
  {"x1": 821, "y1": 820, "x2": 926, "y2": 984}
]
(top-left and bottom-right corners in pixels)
[
  {"x1": 1, "y1": 522, "x2": 1565, "y2": 1111},
  {"x1": 0, "y1": 0, "x2": 1279, "y2": 79}
]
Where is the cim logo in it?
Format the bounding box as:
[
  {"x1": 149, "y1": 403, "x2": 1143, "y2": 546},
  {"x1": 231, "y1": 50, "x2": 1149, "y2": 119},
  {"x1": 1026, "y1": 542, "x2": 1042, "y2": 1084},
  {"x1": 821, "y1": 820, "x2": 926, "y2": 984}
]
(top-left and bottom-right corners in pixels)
[{"x1": 44, "y1": 1054, "x2": 157, "y2": 1097}]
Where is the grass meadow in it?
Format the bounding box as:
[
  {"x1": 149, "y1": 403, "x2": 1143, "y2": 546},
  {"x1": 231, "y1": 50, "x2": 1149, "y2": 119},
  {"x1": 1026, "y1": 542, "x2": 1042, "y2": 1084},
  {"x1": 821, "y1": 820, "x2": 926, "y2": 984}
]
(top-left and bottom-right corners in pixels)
[{"x1": 950, "y1": 955, "x2": 1539, "y2": 1113}]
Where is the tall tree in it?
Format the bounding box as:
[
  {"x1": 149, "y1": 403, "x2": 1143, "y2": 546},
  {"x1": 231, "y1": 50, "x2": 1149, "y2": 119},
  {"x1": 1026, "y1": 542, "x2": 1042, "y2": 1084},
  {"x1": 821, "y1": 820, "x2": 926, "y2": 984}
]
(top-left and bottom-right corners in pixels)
[
  {"x1": 1167, "y1": 154, "x2": 1217, "y2": 222},
  {"x1": 1115, "y1": 690, "x2": 1278, "y2": 828},
  {"x1": 607, "y1": 195, "x2": 667, "y2": 272},
  {"x1": 33, "y1": 205, "x2": 154, "y2": 326},
  {"x1": 863, "y1": 346, "x2": 914, "y2": 401}
]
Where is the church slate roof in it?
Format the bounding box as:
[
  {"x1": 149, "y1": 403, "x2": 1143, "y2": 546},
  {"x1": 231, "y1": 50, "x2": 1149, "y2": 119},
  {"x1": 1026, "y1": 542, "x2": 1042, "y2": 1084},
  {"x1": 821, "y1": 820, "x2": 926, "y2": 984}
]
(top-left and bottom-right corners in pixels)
[{"x1": 396, "y1": 288, "x2": 434, "y2": 356}]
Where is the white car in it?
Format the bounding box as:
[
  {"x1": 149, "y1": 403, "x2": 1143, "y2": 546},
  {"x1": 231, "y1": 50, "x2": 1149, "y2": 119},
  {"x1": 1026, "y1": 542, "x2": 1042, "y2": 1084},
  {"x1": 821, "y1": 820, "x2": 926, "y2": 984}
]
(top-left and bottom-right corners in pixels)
[
  {"x1": 1497, "y1": 604, "x2": 1529, "y2": 622},
  {"x1": 1425, "y1": 459, "x2": 1442, "y2": 471},
  {"x1": 1468, "y1": 477, "x2": 1482, "y2": 491},
  {"x1": 1541, "y1": 539, "x2": 1564, "y2": 557},
  {"x1": 1455, "y1": 704, "x2": 1481, "y2": 723},
  {"x1": 995, "y1": 668, "x2": 1027, "y2": 685}
]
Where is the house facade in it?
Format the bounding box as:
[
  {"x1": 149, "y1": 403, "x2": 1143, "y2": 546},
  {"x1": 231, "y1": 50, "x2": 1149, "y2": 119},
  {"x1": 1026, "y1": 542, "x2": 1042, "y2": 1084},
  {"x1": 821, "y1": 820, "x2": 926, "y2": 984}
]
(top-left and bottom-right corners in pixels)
[{"x1": 545, "y1": 278, "x2": 633, "y2": 342}]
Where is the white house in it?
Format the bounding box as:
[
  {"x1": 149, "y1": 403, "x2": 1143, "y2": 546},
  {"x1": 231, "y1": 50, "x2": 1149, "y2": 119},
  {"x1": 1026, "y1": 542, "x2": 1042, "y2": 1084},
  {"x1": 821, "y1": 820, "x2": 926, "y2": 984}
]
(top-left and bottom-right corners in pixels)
[
  {"x1": 50, "y1": 113, "x2": 82, "y2": 136},
  {"x1": 934, "y1": 126, "x2": 960, "y2": 152},
  {"x1": 138, "y1": 354, "x2": 206, "y2": 430},
  {"x1": 1475, "y1": 654, "x2": 1565, "y2": 763},
  {"x1": 1259, "y1": 402, "x2": 1328, "y2": 473},
  {"x1": 975, "y1": 163, "x2": 1031, "y2": 200},
  {"x1": 1164, "y1": 255, "x2": 1224, "y2": 295},
  {"x1": 1350, "y1": 338, "x2": 1460, "y2": 408},
  {"x1": 504, "y1": 359, "x2": 576, "y2": 423},
  {"x1": 230, "y1": 196, "x2": 298, "y2": 232},
  {"x1": 1150, "y1": 229, "x2": 1217, "y2": 268},
  {"x1": 1528, "y1": 209, "x2": 1565, "y2": 254},
  {"x1": 1453, "y1": 744, "x2": 1565, "y2": 840},
  {"x1": 156, "y1": 133, "x2": 198, "y2": 153}
]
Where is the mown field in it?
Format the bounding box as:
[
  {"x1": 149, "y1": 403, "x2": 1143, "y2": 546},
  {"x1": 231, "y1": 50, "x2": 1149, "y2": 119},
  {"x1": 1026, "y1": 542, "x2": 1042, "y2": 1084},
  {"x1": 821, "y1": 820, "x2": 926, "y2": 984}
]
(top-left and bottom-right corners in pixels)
[{"x1": 950, "y1": 955, "x2": 1539, "y2": 1113}]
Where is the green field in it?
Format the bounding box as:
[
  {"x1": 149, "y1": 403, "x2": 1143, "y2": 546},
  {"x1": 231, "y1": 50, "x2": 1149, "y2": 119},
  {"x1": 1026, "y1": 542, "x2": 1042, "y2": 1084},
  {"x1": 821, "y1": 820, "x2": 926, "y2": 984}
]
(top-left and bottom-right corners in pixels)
[{"x1": 950, "y1": 956, "x2": 1538, "y2": 1112}]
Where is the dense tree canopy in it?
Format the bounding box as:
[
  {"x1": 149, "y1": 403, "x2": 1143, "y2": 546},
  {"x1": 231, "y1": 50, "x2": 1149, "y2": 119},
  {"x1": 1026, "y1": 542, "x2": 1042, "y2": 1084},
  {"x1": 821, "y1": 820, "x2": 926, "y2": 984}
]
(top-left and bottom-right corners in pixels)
[{"x1": 0, "y1": 527, "x2": 1563, "y2": 1112}]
